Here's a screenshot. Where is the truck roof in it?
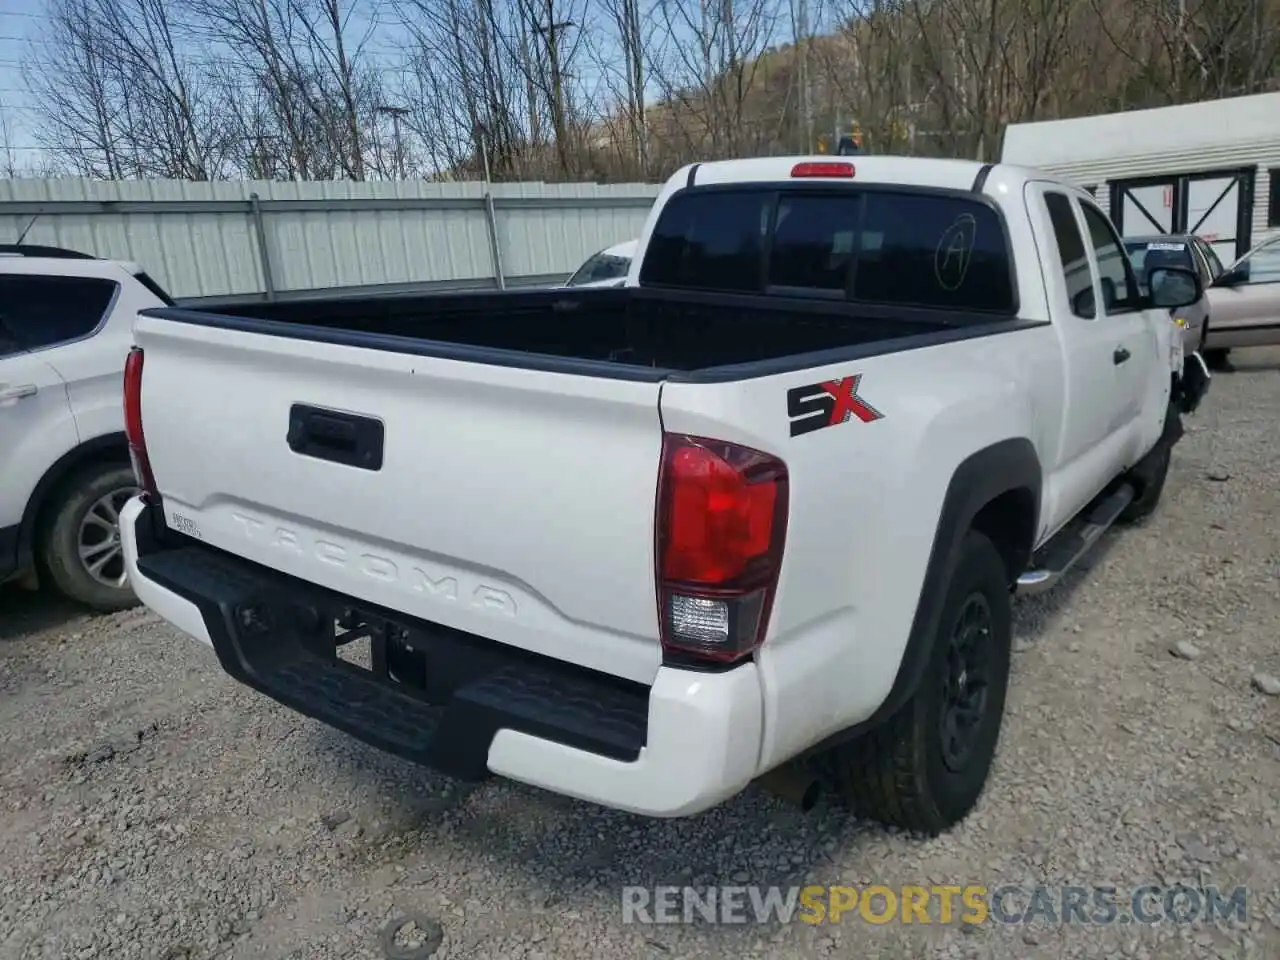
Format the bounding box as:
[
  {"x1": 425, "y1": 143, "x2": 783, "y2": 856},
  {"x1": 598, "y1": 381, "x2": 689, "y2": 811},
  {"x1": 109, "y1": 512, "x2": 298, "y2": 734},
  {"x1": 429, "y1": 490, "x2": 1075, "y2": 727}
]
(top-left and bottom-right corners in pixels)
[{"x1": 679, "y1": 155, "x2": 1072, "y2": 196}]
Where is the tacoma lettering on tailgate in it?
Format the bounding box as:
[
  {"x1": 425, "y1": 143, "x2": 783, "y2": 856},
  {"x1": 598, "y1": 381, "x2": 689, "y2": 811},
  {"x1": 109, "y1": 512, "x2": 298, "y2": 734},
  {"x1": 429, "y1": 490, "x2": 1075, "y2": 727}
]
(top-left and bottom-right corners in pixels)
[{"x1": 229, "y1": 512, "x2": 518, "y2": 617}]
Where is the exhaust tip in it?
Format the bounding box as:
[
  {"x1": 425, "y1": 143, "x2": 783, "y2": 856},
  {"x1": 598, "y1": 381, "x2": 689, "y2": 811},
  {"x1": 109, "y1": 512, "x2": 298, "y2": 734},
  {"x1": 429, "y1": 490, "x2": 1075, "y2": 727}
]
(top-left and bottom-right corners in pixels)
[{"x1": 797, "y1": 777, "x2": 821, "y2": 813}]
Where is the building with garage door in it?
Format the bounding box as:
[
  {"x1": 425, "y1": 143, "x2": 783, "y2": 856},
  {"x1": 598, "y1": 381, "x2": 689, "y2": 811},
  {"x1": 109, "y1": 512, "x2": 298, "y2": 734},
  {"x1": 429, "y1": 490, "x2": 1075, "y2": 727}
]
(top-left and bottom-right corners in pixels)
[{"x1": 1000, "y1": 91, "x2": 1280, "y2": 265}]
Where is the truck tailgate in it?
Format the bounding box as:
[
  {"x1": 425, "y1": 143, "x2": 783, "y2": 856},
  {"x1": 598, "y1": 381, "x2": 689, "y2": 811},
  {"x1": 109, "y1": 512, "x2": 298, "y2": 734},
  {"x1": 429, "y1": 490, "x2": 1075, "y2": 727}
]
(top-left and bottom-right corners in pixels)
[{"x1": 134, "y1": 316, "x2": 665, "y2": 684}]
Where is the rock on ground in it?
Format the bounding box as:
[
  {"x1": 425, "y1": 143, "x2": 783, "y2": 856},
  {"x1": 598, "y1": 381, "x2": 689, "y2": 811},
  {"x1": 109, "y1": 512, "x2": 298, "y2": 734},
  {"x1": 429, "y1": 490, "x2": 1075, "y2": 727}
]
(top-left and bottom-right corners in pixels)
[{"x1": 4, "y1": 348, "x2": 1280, "y2": 960}]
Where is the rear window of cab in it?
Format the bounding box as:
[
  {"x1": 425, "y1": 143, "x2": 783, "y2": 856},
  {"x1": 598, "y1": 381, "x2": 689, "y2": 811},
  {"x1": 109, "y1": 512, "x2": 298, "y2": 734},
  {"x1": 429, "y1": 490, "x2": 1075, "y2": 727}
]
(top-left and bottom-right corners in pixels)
[{"x1": 639, "y1": 187, "x2": 1017, "y2": 314}]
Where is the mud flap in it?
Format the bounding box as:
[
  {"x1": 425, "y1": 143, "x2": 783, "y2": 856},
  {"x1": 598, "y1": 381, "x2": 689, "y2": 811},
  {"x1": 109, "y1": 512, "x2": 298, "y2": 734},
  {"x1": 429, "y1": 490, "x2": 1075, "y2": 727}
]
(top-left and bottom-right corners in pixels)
[
  {"x1": 1174, "y1": 351, "x2": 1211, "y2": 415},
  {"x1": 1160, "y1": 405, "x2": 1184, "y2": 449}
]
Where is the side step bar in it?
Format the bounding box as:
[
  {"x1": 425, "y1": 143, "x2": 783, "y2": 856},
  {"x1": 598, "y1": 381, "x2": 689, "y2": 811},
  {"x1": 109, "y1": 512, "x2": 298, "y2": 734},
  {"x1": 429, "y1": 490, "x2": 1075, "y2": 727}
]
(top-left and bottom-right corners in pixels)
[{"x1": 1016, "y1": 483, "x2": 1136, "y2": 596}]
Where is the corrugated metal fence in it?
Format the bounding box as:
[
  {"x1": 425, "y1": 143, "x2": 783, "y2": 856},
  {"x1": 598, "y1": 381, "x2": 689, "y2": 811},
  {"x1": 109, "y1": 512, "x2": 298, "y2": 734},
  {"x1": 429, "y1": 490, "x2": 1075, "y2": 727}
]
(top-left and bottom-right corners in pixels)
[{"x1": 0, "y1": 179, "x2": 662, "y2": 304}]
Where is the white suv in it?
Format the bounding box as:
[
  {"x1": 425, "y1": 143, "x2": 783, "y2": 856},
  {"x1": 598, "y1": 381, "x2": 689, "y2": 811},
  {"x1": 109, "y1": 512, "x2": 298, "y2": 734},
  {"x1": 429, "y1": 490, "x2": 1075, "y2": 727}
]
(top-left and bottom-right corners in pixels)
[{"x1": 0, "y1": 245, "x2": 170, "y2": 610}]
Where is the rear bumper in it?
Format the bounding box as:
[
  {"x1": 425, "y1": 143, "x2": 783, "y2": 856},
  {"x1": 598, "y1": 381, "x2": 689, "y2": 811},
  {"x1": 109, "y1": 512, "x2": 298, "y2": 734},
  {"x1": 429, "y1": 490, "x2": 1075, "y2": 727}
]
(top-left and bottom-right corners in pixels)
[{"x1": 120, "y1": 496, "x2": 763, "y2": 817}]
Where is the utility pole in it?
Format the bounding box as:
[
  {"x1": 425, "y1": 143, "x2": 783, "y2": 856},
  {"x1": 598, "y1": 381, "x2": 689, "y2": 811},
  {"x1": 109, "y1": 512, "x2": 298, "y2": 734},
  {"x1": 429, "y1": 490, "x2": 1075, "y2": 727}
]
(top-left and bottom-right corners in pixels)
[
  {"x1": 797, "y1": 0, "x2": 812, "y2": 153},
  {"x1": 376, "y1": 104, "x2": 410, "y2": 180}
]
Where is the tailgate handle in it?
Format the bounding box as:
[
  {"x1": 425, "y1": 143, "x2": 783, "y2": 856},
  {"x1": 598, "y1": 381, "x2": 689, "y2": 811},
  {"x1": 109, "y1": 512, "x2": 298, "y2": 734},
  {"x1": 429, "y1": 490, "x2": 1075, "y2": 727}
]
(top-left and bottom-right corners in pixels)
[{"x1": 287, "y1": 404, "x2": 384, "y2": 471}]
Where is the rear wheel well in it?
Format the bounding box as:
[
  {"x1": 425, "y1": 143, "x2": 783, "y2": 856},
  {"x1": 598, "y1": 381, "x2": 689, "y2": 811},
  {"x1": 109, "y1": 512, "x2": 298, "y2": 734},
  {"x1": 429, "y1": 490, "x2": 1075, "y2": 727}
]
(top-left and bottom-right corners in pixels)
[
  {"x1": 20, "y1": 433, "x2": 131, "y2": 562},
  {"x1": 969, "y1": 488, "x2": 1037, "y2": 585}
]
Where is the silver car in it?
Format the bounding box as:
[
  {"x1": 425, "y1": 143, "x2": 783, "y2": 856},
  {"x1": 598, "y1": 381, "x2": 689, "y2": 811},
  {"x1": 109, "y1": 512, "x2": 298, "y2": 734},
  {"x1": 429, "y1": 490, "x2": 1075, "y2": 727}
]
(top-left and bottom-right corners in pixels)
[
  {"x1": 1202, "y1": 233, "x2": 1280, "y2": 368},
  {"x1": 1123, "y1": 234, "x2": 1222, "y2": 355}
]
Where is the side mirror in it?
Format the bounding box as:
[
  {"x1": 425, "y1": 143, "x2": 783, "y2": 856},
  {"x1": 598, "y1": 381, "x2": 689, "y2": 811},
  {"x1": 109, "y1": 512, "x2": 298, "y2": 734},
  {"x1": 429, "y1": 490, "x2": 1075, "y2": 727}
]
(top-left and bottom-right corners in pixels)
[
  {"x1": 1148, "y1": 266, "x2": 1202, "y2": 310},
  {"x1": 1213, "y1": 265, "x2": 1247, "y2": 287}
]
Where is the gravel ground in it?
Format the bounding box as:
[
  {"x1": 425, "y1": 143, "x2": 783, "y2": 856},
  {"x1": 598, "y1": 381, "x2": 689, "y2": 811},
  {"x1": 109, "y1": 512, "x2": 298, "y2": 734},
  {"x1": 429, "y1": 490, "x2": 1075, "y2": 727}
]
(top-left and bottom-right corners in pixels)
[{"x1": 3, "y1": 349, "x2": 1280, "y2": 960}]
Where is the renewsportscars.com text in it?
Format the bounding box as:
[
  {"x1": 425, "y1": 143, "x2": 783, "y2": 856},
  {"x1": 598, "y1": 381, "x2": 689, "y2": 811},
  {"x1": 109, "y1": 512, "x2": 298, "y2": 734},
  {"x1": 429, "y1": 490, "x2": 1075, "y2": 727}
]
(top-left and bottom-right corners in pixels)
[{"x1": 621, "y1": 884, "x2": 1249, "y2": 926}]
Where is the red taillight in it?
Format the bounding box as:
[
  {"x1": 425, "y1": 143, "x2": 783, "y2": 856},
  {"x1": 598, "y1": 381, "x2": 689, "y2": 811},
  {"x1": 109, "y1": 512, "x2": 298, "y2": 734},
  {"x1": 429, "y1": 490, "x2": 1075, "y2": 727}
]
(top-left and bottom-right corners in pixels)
[
  {"x1": 791, "y1": 161, "x2": 855, "y2": 178},
  {"x1": 123, "y1": 347, "x2": 157, "y2": 497},
  {"x1": 656, "y1": 434, "x2": 788, "y2": 664}
]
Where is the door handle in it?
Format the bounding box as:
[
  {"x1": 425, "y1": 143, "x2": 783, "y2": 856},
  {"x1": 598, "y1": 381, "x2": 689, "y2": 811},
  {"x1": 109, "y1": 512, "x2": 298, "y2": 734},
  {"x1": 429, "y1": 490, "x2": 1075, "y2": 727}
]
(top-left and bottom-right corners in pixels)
[
  {"x1": 1113, "y1": 347, "x2": 1131, "y2": 365},
  {"x1": 0, "y1": 384, "x2": 37, "y2": 401}
]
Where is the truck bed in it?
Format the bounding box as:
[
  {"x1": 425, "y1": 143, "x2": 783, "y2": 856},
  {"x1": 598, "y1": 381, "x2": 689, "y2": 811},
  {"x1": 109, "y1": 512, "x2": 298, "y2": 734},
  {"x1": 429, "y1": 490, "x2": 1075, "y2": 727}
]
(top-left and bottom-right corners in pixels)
[{"x1": 154, "y1": 287, "x2": 994, "y2": 379}]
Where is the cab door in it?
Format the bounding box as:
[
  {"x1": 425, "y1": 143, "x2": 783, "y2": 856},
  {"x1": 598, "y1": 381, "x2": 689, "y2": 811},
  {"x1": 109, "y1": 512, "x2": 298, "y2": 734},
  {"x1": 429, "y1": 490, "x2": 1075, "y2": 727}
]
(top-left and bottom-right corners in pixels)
[
  {"x1": 1074, "y1": 200, "x2": 1158, "y2": 453},
  {"x1": 1026, "y1": 183, "x2": 1124, "y2": 530},
  {"x1": 0, "y1": 332, "x2": 77, "y2": 574}
]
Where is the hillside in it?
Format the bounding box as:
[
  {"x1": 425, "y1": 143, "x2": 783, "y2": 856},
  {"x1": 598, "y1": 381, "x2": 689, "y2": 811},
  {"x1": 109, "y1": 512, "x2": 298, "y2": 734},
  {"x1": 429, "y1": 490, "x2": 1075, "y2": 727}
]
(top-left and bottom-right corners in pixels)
[
  {"x1": 573, "y1": 0, "x2": 1280, "y2": 183},
  {"x1": 13, "y1": 0, "x2": 1280, "y2": 183}
]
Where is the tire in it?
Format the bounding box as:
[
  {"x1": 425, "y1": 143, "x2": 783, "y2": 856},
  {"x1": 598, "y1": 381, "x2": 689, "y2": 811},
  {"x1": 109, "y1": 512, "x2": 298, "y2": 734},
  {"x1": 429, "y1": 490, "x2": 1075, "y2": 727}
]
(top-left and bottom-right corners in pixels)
[
  {"x1": 817, "y1": 529, "x2": 1012, "y2": 835},
  {"x1": 39, "y1": 462, "x2": 140, "y2": 612}
]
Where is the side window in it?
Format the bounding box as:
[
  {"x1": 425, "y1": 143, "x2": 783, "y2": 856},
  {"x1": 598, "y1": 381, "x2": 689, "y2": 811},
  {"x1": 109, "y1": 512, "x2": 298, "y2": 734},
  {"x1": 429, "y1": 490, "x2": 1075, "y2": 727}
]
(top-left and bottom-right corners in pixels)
[
  {"x1": 1198, "y1": 240, "x2": 1224, "y2": 279},
  {"x1": 1232, "y1": 239, "x2": 1280, "y2": 286},
  {"x1": 1078, "y1": 204, "x2": 1143, "y2": 314},
  {"x1": 1188, "y1": 242, "x2": 1210, "y2": 283},
  {"x1": 1043, "y1": 191, "x2": 1095, "y2": 319},
  {"x1": 0, "y1": 276, "x2": 119, "y2": 352}
]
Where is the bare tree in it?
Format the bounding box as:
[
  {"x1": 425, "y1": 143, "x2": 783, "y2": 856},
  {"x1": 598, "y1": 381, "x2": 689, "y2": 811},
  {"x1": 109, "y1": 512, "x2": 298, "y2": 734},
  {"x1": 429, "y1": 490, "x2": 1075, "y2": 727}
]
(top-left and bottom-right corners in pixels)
[
  {"x1": 395, "y1": 0, "x2": 529, "y2": 178},
  {"x1": 25, "y1": 0, "x2": 136, "y2": 178},
  {"x1": 1087, "y1": 0, "x2": 1280, "y2": 105},
  {"x1": 188, "y1": 0, "x2": 382, "y2": 179},
  {"x1": 286, "y1": 0, "x2": 377, "y2": 178},
  {"x1": 594, "y1": 0, "x2": 653, "y2": 175},
  {"x1": 15, "y1": 0, "x2": 1280, "y2": 184},
  {"x1": 27, "y1": 0, "x2": 235, "y2": 179},
  {"x1": 0, "y1": 104, "x2": 22, "y2": 178},
  {"x1": 816, "y1": 0, "x2": 915, "y2": 153},
  {"x1": 650, "y1": 0, "x2": 781, "y2": 159}
]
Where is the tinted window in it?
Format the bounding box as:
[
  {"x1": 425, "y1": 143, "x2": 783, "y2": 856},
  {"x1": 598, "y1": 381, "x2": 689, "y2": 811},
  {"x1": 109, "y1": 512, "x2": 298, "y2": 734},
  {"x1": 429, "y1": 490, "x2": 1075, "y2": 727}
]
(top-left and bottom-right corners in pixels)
[
  {"x1": 852, "y1": 192, "x2": 1014, "y2": 311},
  {"x1": 0, "y1": 276, "x2": 119, "y2": 351},
  {"x1": 642, "y1": 187, "x2": 1015, "y2": 313},
  {"x1": 768, "y1": 194, "x2": 858, "y2": 292},
  {"x1": 0, "y1": 318, "x2": 21, "y2": 358},
  {"x1": 1043, "y1": 192, "x2": 1094, "y2": 319},
  {"x1": 640, "y1": 190, "x2": 769, "y2": 293},
  {"x1": 1079, "y1": 204, "x2": 1142, "y2": 314}
]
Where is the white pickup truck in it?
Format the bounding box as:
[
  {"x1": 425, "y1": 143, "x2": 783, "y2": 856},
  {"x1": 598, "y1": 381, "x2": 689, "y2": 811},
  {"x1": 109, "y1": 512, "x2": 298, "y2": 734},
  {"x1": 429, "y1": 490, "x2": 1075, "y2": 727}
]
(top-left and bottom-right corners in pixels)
[{"x1": 121, "y1": 157, "x2": 1209, "y2": 835}]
